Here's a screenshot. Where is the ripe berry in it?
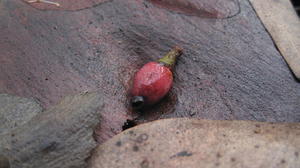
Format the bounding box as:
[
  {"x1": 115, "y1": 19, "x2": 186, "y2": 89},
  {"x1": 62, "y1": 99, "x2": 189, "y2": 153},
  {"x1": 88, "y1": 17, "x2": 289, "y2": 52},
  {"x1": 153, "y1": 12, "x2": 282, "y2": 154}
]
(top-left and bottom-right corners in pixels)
[{"x1": 131, "y1": 47, "x2": 183, "y2": 109}]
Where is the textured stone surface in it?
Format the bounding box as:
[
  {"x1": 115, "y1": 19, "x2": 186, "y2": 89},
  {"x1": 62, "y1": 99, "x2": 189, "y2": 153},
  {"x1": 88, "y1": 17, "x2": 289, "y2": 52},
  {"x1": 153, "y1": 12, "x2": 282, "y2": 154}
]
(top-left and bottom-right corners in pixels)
[
  {"x1": 22, "y1": 0, "x2": 111, "y2": 11},
  {"x1": 0, "y1": 0, "x2": 299, "y2": 144},
  {"x1": 0, "y1": 155, "x2": 10, "y2": 168},
  {"x1": 0, "y1": 92, "x2": 103, "y2": 168},
  {"x1": 1, "y1": 1, "x2": 299, "y2": 167},
  {"x1": 90, "y1": 118, "x2": 300, "y2": 168},
  {"x1": 250, "y1": 0, "x2": 300, "y2": 80},
  {"x1": 0, "y1": 94, "x2": 43, "y2": 135}
]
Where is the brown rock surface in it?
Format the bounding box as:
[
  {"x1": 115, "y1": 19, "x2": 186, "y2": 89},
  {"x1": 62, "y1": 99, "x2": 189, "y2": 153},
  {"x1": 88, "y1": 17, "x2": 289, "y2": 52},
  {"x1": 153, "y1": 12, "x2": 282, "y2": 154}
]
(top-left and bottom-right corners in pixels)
[
  {"x1": 90, "y1": 118, "x2": 300, "y2": 168},
  {"x1": 1, "y1": 0, "x2": 300, "y2": 152},
  {"x1": 0, "y1": 155, "x2": 10, "y2": 168},
  {"x1": 1, "y1": 0, "x2": 300, "y2": 167},
  {"x1": 21, "y1": 0, "x2": 111, "y2": 11},
  {"x1": 250, "y1": 0, "x2": 300, "y2": 80}
]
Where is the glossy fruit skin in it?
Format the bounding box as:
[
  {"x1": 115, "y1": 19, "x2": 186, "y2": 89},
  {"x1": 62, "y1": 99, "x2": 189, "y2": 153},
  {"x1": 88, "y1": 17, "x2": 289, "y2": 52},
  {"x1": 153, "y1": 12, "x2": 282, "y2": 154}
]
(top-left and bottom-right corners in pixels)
[{"x1": 131, "y1": 62, "x2": 173, "y2": 105}]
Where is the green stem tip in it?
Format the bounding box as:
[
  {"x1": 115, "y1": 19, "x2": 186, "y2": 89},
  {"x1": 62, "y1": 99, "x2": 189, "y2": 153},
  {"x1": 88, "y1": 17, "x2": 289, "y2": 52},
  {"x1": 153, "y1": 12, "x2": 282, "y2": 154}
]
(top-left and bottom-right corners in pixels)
[{"x1": 158, "y1": 46, "x2": 183, "y2": 68}]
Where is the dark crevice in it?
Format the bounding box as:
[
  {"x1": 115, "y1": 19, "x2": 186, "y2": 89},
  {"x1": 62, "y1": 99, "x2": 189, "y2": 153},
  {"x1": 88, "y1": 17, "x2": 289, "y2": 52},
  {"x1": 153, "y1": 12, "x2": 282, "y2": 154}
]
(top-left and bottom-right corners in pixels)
[
  {"x1": 122, "y1": 119, "x2": 137, "y2": 131},
  {"x1": 291, "y1": 0, "x2": 300, "y2": 16}
]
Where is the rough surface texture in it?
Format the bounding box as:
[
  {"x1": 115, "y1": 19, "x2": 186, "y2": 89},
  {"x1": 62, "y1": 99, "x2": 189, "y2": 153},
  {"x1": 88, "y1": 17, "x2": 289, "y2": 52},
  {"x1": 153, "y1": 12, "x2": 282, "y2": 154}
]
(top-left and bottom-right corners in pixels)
[
  {"x1": 0, "y1": 0, "x2": 300, "y2": 144},
  {"x1": 22, "y1": 0, "x2": 111, "y2": 11},
  {"x1": 90, "y1": 118, "x2": 300, "y2": 168},
  {"x1": 250, "y1": 0, "x2": 300, "y2": 80},
  {"x1": 0, "y1": 92, "x2": 103, "y2": 168},
  {"x1": 0, "y1": 94, "x2": 43, "y2": 135},
  {"x1": 0, "y1": 155, "x2": 10, "y2": 168}
]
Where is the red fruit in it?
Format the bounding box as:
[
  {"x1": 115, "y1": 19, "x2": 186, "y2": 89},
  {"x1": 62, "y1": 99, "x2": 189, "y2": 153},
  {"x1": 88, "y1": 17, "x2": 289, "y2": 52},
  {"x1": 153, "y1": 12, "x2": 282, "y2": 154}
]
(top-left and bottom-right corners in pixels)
[
  {"x1": 131, "y1": 62, "x2": 173, "y2": 104},
  {"x1": 131, "y1": 47, "x2": 183, "y2": 109}
]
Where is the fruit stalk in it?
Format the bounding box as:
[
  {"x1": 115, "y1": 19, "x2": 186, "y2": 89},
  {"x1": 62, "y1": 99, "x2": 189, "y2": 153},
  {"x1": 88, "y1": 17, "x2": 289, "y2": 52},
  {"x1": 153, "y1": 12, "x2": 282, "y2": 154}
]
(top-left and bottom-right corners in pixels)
[{"x1": 158, "y1": 46, "x2": 183, "y2": 68}]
